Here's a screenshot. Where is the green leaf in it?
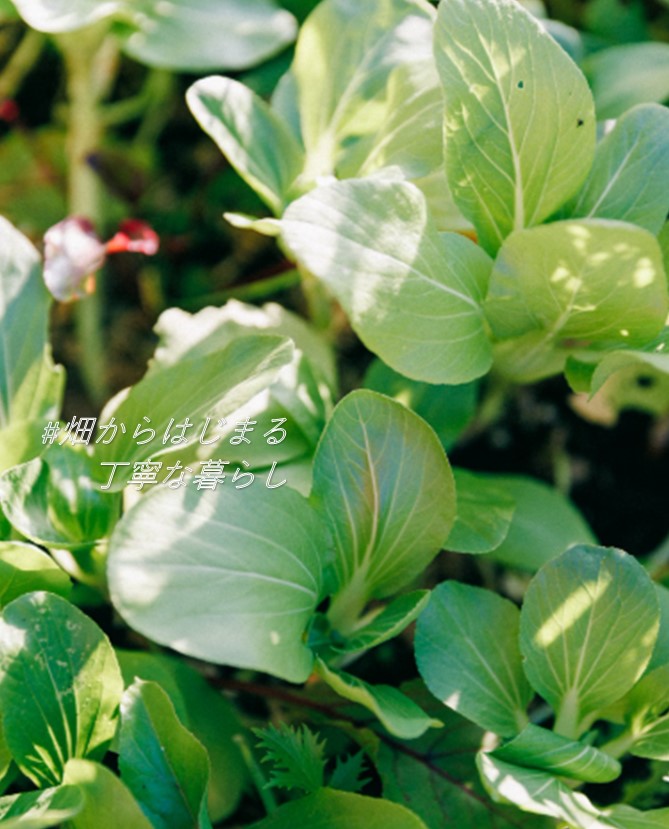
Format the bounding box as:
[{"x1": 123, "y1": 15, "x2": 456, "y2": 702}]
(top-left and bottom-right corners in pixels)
[
  {"x1": 0, "y1": 216, "x2": 63, "y2": 474},
  {"x1": 631, "y1": 714, "x2": 669, "y2": 762},
  {"x1": 478, "y1": 753, "x2": 646, "y2": 828},
  {"x1": 119, "y1": 679, "x2": 211, "y2": 829},
  {"x1": 290, "y1": 0, "x2": 434, "y2": 182},
  {"x1": 10, "y1": 0, "x2": 116, "y2": 32},
  {"x1": 569, "y1": 104, "x2": 669, "y2": 235},
  {"x1": 62, "y1": 759, "x2": 153, "y2": 829},
  {"x1": 606, "y1": 805, "x2": 669, "y2": 829},
  {"x1": 377, "y1": 686, "x2": 552, "y2": 829},
  {"x1": 116, "y1": 650, "x2": 247, "y2": 822},
  {"x1": 446, "y1": 469, "x2": 515, "y2": 554},
  {"x1": 491, "y1": 722, "x2": 621, "y2": 783},
  {"x1": 485, "y1": 219, "x2": 668, "y2": 349},
  {"x1": 0, "y1": 447, "x2": 121, "y2": 549},
  {"x1": 584, "y1": 43, "x2": 669, "y2": 119},
  {"x1": 415, "y1": 582, "x2": 532, "y2": 736},
  {"x1": 0, "y1": 542, "x2": 71, "y2": 607},
  {"x1": 108, "y1": 483, "x2": 326, "y2": 683},
  {"x1": 93, "y1": 333, "x2": 293, "y2": 489},
  {"x1": 118, "y1": 1, "x2": 297, "y2": 72},
  {"x1": 482, "y1": 475, "x2": 596, "y2": 571},
  {"x1": 250, "y1": 788, "x2": 429, "y2": 829},
  {"x1": 520, "y1": 545, "x2": 659, "y2": 738},
  {"x1": 0, "y1": 785, "x2": 83, "y2": 829},
  {"x1": 0, "y1": 591, "x2": 123, "y2": 785},
  {"x1": 330, "y1": 591, "x2": 430, "y2": 655},
  {"x1": 363, "y1": 360, "x2": 478, "y2": 451},
  {"x1": 648, "y1": 584, "x2": 669, "y2": 673},
  {"x1": 328, "y1": 751, "x2": 370, "y2": 794},
  {"x1": 310, "y1": 390, "x2": 455, "y2": 630},
  {"x1": 434, "y1": 0, "x2": 595, "y2": 254},
  {"x1": 187, "y1": 76, "x2": 304, "y2": 215},
  {"x1": 316, "y1": 659, "x2": 440, "y2": 740},
  {"x1": 255, "y1": 723, "x2": 326, "y2": 793},
  {"x1": 283, "y1": 180, "x2": 494, "y2": 385}
]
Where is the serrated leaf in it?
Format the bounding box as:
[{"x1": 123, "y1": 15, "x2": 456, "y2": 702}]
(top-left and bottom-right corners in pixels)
[
  {"x1": 0, "y1": 785, "x2": 83, "y2": 829},
  {"x1": 415, "y1": 582, "x2": 532, "y2": 736},
  {"x1": 482, "y1": 475, "x2": 596, "y2": 571},
  {"x1": 435, "y1": 0, "x2": 595, "y2": 253},
  {"x1": 0, "y1": 592, "x2": 123, "y2": 785},
  {"x1": 485, "y1": 220, "x2": 668, "y2": 349},
  {"x1": 0, "y1": 542, "x2": 71, "y2": 607},
  {"x1": 328, "y1": 751, "x2": 370, "y2": 794},
  {"x1": 310, "y1": 390, "x2": 454, "y2": 629},
  {"x1": 255, "y1": 723, "x2": 326, "y2": 793},
  {"x1": 108, "y1": 483, "x2": 326, "y2": 683},
  {"x1": 316, "y1": 659, "x2": 439, "y2": 740},
  {"x1": 282, "y1": 180, "x2": 494, "y2": 385},
  {"x1": 446, "y1": 469, "x2": 516, "y2": 554},
  {"x1": 251, "y1": 789, "x2": 429, "y2": 829},
  {"x1": 569, "y1": 104, "x2": 669, "y2": 234},
  {"x1": 520, "y1": 545, "x2": 659, "y2": 738},
  {"x1": 491, "y1": 722, "x2": 621, "y2": 783},
  {"x1": 187, "y1": 76, "x2": 304, "y2": 215},
  {"x1": 119, "y1": 680, "x2": 211, "y2": 829}
]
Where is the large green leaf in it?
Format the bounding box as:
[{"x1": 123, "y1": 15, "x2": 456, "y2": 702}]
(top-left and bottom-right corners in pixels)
[
  {"x1": 434, "y1": 0, "x2": 595, "y2": 254},
  {"x1": 0, "y1": 786, "x2": 83, "y2": 829},
  {"x1": 0, "y1": 216, "x2": 63, "y2": 474},
  {"x1": 446, "y1": 469, "x2": 515, "y2": 555},
  {"x1": 584, "y1": 43, "x2": 669, "y2": 119},
  {"x1": 0, "y1": 542, "x2": 71, "y2": 607},
  {"x1": 117, "y1": 651, "x2": 247, "y2": 822},
  {"x1": 282, "y1": 180, "x2": 493, "y2": 384},
  {"x1": 250, "y1": 788, "x2": 429, "y2": 829},
  {"x1": 186, "y1": 76, "x2": 304, "y2": 215},
  {"x1": 93, "y1": 333, "x2": 293, "y2": 489},
  {"x1": 485, "y1": 220, "x2": 668, "y2": 349},
  {"x1": 520, "y1": 546, "x2": 659, "y2": 738},
  {"x1": 108, "y1": 483, "x2": 326, "y2": 682},
  {"x1": 0, "y1": 446, "x2": 121, "y2": 550},
  {"x1": 290, "y1": 0, "x2": 434, "y2": 182},
  {"x1": 119, "y1": 680, "x2": 211, "y2": 829},
  {"x1": 62, "y1": 759, "x2": 153, "y2": 829},
  {"x1": 491, "y1": 723, "x2": 620, "y2": 783},
  {"x1": 316, "y1": 659, "x2": 439, "y2": 740},
  {"x1": 415, "y1": 582, "x2": 532, "y2": 736},
  {"x1": 311, "y1": 390, "x2": 454, "y2": 630},
  {"x1": 569, "y1": 104, "x2": 669, "y2": 235},
  {"x1": 482, "y1": 475, "x2": 596, "y2": 571},
  {"x1": 0, "y1": 592, "x2": 123, "y2": 785}
]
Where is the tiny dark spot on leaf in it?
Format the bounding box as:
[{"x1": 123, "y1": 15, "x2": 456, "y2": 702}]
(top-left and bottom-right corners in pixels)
[
  {"x1": 636, "y1": 375, "x2": 655, "y2": 389},
  {"x1": 577, "y1": 118, "x2": 584, "y2": 127},
  {"x1": 517, "y1": 80, "x2": 524, "y2": 89}
]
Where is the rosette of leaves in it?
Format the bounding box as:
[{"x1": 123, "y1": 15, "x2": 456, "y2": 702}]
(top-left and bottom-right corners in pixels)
[{"x1": 415, "y1": 544, "x2": 669, "y2": 827}]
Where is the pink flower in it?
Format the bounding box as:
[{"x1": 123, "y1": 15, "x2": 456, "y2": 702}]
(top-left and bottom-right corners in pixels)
[{"x1": 43, "y1": 216, "x2": 159, "y2": 302}]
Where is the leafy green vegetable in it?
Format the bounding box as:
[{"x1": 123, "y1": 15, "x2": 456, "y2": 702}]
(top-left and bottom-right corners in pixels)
[
  {"x1": 0, "y1": 592, "x2": 123, "y2": 785},
  {"x1": 435, "y1": 0, "x2": 595, "y2": 254},
  {"x1": 255, "y1": 723, "x2": 326, "y2": 793},
  {"x1": 0, "y1": 785, "x2": 83, "y2": 829},
  {"x1": 0, "y1": 542, "x2": 71, "y2": 607},
  {"x1": 446, "y1": 469, "x2": 516, "y2": 554}
]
